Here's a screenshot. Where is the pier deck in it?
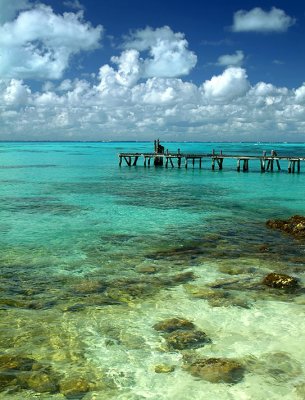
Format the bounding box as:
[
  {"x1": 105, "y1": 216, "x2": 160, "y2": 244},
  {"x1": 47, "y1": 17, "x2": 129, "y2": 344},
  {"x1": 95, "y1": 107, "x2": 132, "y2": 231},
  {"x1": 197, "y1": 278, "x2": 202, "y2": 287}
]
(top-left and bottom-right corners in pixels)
[{"x1": 119, "y1": 152, "x2": 305, "y2": 173}]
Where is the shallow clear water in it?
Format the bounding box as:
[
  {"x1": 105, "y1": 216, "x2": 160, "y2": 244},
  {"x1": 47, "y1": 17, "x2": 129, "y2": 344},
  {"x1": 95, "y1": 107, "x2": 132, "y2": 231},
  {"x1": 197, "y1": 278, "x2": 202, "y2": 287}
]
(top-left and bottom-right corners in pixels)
[{"x1": 0, "y1": 142, "x2": 305, "y2": 399}]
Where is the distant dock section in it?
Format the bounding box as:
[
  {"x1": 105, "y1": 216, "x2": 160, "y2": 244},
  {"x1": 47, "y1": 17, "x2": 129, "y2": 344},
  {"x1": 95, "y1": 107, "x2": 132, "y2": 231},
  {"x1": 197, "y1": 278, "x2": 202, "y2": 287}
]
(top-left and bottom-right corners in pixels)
[{"x1": 118, "y1": 140, "x2": 305, "y2": 173}]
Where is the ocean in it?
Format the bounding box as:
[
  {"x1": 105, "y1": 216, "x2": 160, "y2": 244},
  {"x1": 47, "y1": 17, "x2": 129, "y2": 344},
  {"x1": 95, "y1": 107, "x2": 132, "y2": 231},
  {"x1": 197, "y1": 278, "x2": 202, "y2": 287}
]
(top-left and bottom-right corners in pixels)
[{"x1": 0, "y1": 141, "x2": 305, "y2": 399}]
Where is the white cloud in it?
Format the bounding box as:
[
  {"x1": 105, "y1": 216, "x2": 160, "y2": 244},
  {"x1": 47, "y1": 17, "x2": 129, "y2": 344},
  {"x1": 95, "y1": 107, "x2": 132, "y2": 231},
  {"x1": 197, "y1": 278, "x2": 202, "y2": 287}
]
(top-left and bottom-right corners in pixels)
[
  {"x1": 0, "y1": 18, "x2": 305, "y2": 141},
  {"x1": 95, "y1": 25, "x2": 197, "y2": 99},
  {"x1": 273, "y1": 59, "x2": 284, "y2": 65},
  {"x1": 217, "y1": 50, "x2": 244, "y2": 66},
  {"x1": 132, "y1": 77, "x2": 199, "y2": 105},
  {"x1": 232, "y1": 7, "x2": 295, "y2": 33},
  {"x1": 42, "y1": 81, "x2": 55, "y2": 92},
  {"x1": 251, "y1": 82, "x2": 288, "y2": 97},
  {"x1": 0, "y1": 0, "x2": 31, "y2": 23},
  {"x1": 96, "y1": 64, "x2": 132, "y2": 105},
  {"x1": 34, "y1": 90, "x2": 63, "y2": 106},
  {"x1": 111, "y1": 49, "x2": 142, "y2": 87},
  {"x1": 63, "y1": 1, "x2": 85, "y2": 11},
  {"x1": 0, "y1": 4, "x2": 103, "y2": 80},
  {"x1": 57, "y1": 79, "x2": 74, "y2": 92},
  {"x1": 295, "y1": 84, "x2": 305, "y2": 103},
  {"x1": 0, "y1": 71, "x2": 305, "y2": 141},
  {"x1": 201, "y1": 38, "x2": 233, "y2": 46},
  {"x1": 202, "y1": 67, "x2": 250, "y2": 102},
  {"x1": 123, "y1": 26, "x2": 197, "y2": 78},
  {"x1": 2, "y1": 78, "x2": 31, "y2": 105}
]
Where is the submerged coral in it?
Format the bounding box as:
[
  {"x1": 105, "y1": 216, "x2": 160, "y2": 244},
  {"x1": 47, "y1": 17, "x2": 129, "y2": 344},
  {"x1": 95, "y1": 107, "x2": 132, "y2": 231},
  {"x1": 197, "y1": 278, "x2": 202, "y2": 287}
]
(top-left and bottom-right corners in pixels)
[
  {"x1": 153, "y1": 318, "x2": 195, "y2": 333},
  {"x1": 262, "y1": 273, "x2": 299, "y2": 289},
  {"x1": 154, "y1": 364, "x2": 175, "y2": 373},
  {"x1": 266, "y1": 215, "x2": 305, "y2": 238},
  {"x1": 0, "y1": 355, "x2": 59, "y2": 393},
  {"x1": 153, "y1": 317, "x2": 211, "y2": 351},
  {"x1": 186, "y1": 357, "x2": 245, "y2": 384},
  {"x1": 59, "y1": 375, "x2": 90, "y2": 398},
  {"x1": 166, "y1": 330, "x2": 210, "y2": 350}
]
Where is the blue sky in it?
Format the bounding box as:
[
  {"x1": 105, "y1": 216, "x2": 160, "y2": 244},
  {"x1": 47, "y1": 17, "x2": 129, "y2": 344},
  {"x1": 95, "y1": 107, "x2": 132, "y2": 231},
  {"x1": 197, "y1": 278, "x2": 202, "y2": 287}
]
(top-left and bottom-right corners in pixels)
[{"x1": 0, "y1": 0, "x2": 305, "y2": 141}]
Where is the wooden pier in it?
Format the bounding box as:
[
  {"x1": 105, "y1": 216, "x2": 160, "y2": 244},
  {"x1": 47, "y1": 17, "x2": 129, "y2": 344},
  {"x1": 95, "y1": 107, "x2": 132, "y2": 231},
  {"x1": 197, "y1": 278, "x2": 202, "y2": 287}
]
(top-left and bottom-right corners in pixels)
[{"x1": 118, "y1": 141, "x2": 305, "y2": 174}]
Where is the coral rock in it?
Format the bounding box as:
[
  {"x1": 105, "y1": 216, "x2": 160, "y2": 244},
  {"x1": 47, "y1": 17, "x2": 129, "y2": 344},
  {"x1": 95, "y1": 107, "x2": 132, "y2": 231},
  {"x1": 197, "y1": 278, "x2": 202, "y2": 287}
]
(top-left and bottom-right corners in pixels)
[
  {"x1": 59, "y1": 376, "x2": 90, "y2": 398},
  {"x1": 27, "y1": 371, "x2": 58, "y2": 393},
  {"x1": 262, "y1": 273, "x2": 299, "y2": 289},
  {"x1": 0, "y1": 355, "x2": 34, "y2": 372},
  {"x1": 153, "y1": 318, "x2": 195, "y2": 333},
  {"x1": 166, "y1": 330, "x2": 210, "y2": 350},
  {"x1": 266, "y1": 215, "x2": 305, "y2": 238},
  {"x1": 0, "y1": 355, "x2": 35, "y2": 390},
  {"x1": 187, "y1": 358, "x2": 245, "y2": 384},
  {"x1": 154, "y1": 364, "x2": 175, "y2": 373},
  {"x1": 173, "y1": 272, "x2": 196, "y2": 283},
  {"x1": 136, "y1": 266, "x2": 157, "y2": 274}
]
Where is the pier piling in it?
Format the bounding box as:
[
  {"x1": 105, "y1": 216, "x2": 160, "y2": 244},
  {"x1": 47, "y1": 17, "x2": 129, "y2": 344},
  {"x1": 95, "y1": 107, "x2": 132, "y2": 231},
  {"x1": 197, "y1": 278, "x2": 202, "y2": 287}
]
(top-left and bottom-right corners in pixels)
[
  {"x1": 237, "y1": 159, "x2": 240, "y2": 172},
  {"x1": 288, "y1": 159, "x2": 301, "y2": 174},
  {"x1": 260, "y1": 159, "x2": 265, "y2": 172}
]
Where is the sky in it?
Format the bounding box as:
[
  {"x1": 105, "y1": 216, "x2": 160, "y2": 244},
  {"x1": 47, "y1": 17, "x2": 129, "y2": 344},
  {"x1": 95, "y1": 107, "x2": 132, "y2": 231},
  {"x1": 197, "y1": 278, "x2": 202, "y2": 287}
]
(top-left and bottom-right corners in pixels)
[{"x1": 0, "y1": 0, "x2": 305, "y2": 141}]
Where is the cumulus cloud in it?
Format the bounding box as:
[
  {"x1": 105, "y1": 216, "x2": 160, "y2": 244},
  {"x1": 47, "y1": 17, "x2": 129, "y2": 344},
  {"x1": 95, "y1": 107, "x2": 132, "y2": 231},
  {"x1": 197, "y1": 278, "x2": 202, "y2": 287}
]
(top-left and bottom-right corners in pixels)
[
  {"x1": 132, "y1": 77, "x2": 199, "y2": 105},
  {"x1": 0, "y1": 4, "x2": 103, "y2": 80},
  {"x1": 0, "y1": 0, "x2": 31, "y2": 23},
  {"x1": 2, "y1": 79, "x2": 31, "y2": 105},
  {"x1": 295, "y1": 84, "x2": 305, "y2": 103},
  {"x1": 251, "y1": 82, "x2": 288, "y2": 97},
  {"x1": 110, "y1": 49, "x2": 142, "y2": 87},
  {"x1": 232, "y1": 7, "x2": 296, "y2": 33},
  {"x1": 1, "y1": 70, "x2": 305, "y2": 141},
  {"x1": 202, "y1": 67, "x2": 250, "y2": 102},
  {"x1": 0, "y1": 17, "x2": 305, "y2": 141},
  {"x1": 217, "y1": 50, "x2": 244, "y2": 66},
  {"x1": 123, "y1": 26, "x2": 197, "y2": 78},
  {"x1": 95, "y1": 25, "x2": 197, "y2": 97}
]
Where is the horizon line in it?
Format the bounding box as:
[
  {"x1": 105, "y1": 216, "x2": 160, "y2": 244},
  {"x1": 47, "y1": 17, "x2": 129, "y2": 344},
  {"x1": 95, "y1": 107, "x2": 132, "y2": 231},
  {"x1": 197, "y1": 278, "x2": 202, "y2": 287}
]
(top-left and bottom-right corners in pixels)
[{"x1": 0, "y1": 140, "x2": 305, "y2": 144}]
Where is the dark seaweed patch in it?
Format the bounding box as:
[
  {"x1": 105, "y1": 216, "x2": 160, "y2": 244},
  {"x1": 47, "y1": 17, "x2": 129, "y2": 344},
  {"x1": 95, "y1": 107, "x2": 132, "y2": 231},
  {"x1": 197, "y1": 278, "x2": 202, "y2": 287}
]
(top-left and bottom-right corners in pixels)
[
  {"x1": 0, "y1": 165, "x2": 57, "y2": 169},
  {"x1": 0, "y1": 196, "x2": 87, "y2": 214}
]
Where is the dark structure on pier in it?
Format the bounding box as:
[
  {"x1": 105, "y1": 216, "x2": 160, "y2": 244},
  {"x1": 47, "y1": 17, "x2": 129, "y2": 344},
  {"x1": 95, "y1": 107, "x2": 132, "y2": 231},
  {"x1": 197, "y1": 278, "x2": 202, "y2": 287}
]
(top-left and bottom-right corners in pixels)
[
  {"x1": 154, "y1": 139, "x2": 164, "y2": 166},
  {"x1": 118, "y1": 141, "x2": 304, "y2": 174}
]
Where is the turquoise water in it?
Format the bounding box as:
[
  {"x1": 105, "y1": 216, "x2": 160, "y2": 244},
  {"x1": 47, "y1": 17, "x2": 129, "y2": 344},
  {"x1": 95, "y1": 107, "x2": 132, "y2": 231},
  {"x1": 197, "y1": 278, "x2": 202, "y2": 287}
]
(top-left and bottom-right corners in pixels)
[{"x1": 0, "y1": 142, "x2": 305, "y2": 399}]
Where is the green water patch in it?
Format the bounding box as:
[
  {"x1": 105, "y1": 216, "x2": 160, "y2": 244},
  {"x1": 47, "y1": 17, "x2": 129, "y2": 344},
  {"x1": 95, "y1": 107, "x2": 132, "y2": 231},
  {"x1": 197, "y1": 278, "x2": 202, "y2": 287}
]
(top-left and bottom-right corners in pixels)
[
  {"x1": 0, "y1": 196, "x2": 88, "y2": 215},
  {"x1": 183, "y1": 214, "x2": 304, "y2": 262},
  {"x1": 185, "y1": 269, "x2": 304, "y2": 309},
  {"x1": 109, "y1": 181, "x2": 229, "y2": 212},
  {"x1": 67, "y1": 152, "x2": 92, "y2": 156},
  {"x1": 0, "y1": 180, "x2": 27, "y2": 184},
  {"x1": 0, "y1": 165, "x2": 57, "y2": 169},
  {"x1": 0, "y1": 311, "x2": 119, "y2": 398},
  {"x1": 14, "y1": 149, "x2": 54, "y2": 153},
  {"x1": 144, "y1": 221, "x2": 305, "y2": 267},
  {"x1": 0, "y1": 255, "x2": 304, "y2": 398},
  {"x1": 244, "y1": 352, "x2": 303, "y2": 384},
  {"x1": 0, "y1": 269, "x2": 200, "y2": 397},
  {"x1": 48, "y1": 181, "x2": 112, "y2": 195},
  {"x1": 0, "y1": 237, "x2": 198, "y2": 311}
]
